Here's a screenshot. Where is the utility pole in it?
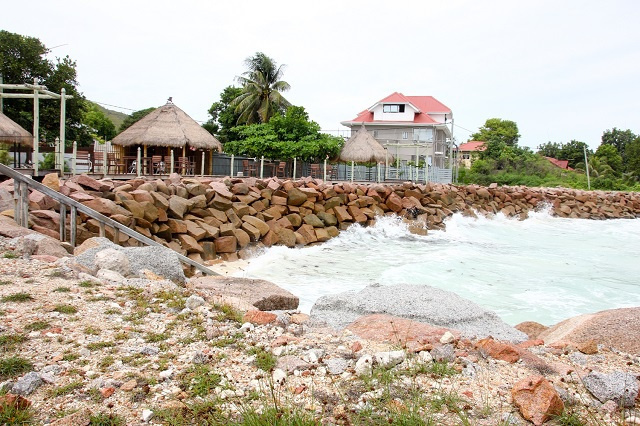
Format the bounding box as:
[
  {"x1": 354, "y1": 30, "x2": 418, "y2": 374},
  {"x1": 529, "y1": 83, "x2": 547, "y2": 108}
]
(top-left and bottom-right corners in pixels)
[
  {"x1": 0, "y1": 74, "x2": 3, "y2": 113},
  {"x1": 583, "y1": 145, "x2": 591, "y2": 190}
]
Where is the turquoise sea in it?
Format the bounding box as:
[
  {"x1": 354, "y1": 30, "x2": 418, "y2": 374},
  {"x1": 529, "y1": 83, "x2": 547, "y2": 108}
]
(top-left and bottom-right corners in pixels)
[{"x1": 233, "y1": 208, "x2": 640, "y2": 326}]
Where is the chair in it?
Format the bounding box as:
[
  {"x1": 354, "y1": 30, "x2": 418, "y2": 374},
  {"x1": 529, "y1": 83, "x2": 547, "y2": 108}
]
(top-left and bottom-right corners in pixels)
[
  {"x1": 242, "y1": 159, "x2": 256, "y2": 177},
  {"x1": 276, "y1": 161, "x2": 287, "y2": 178},
  {"x1": 151, "y1": 155, "x2": 165, "y2": 174},
  {"x1": 310, "y1": 164, "x2": 321, "y2": 178},
  {"x1": 107, "y1": 153, "x2": 125, "y2": 174},
  {"x1": 164, "y1": 156, "x2": 173, "y2": 174},
  {"x1": 75, "y1": 151, "x2": 92, "y2": 172},
  {"x1": 177, "y1": 157, "x2": 194, "y2": 175}
]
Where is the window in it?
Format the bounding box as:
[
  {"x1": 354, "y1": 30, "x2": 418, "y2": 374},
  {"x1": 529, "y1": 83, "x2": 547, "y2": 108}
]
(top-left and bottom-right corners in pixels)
[
  {"x1": 383, "y1": 104, "x2": 405, "y2": 113},
  {"x1": 413, "y1": 128, "x2": 433, "y2": 142},
  {"x1": 462, "y1": 154, "x2": 470, "y2": 160},
  {"x1": 402, "y1": 131, "x2": 408, "y2": 140}
]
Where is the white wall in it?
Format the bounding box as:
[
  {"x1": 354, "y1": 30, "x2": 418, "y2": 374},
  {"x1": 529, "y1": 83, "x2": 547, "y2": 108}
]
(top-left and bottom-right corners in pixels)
[{"x1": 371, "y1": 104, "x2": 415, "y2": 122}]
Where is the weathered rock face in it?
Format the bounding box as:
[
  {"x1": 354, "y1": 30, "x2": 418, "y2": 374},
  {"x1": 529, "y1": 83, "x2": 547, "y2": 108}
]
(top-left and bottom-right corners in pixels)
[
  {"x1": 582, "y1": 371, "x2": 639, "y2": 407},
  {"x1": 310, "y1": 283, "x2": 527, "y2": 343},
  {"x1": 511, "y1": 375, "x2": 564, "y2": 425},
  {"x1": 189, "y1": 276, "x2": 299, "y2": 311},
  {"x1": 539, "y1": 307, "x2": 640, "y2": 354}
]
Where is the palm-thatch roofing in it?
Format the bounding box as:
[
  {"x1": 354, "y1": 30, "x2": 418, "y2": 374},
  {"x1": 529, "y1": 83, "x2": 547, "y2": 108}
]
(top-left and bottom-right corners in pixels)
[
  {"x1": 112, "y1": 101, "x2": 222, "y2": 151},
  {"x1": 339, "y1": 125, "x2": 392, "y2": 163},
  {"x1": 0, "y1": 112, "x2": 33, "y2": 147}
]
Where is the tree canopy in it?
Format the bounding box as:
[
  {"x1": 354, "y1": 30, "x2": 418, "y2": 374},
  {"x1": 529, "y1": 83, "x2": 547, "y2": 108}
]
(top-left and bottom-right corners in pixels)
[
  {"x1": 0, "y1": 30, "x2": 88, "y2": 145},
  {"x1": 203, "y1": 86, "x2": 243, "y2": 143},
  {"x1": 83, "y1": 103, "x2": 116, "y2": 142},
  {"x1": 223, "y1": 106, "x2": 343, "y2": 162},
  {"x1": 230, "y1": 52, "x2": 291, "y2": 125},
  {"x1": 537, "y1": 140, "x2": 591, "y2": 169},
  {"x1": 471, "y1": 118, "x2": 520, "y2": 147}
]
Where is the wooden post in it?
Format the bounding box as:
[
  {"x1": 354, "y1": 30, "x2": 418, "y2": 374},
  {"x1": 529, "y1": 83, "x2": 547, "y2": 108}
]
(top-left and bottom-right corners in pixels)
[
  {"x1": 230, "y1": 154, "x2": 234, "y2": 177},
  {"x1": 201, "y1": 151, "x2": 205, "y2": 176},
  {"x1": 260, "y1": 156, "x2": 264, "y2": 179},
  {"x1": 13, "y1": 182, "x2": 21, "y2": 224},
  {"x1": 59, "y1": 87, "x2": 66, "y2": 174},
  {"x1": 72, "y1": 141, "x2": 77, "y2": 176},
  {"x1": 293, "y1": 157, "x2": 297, "y2": 180},
  {"x1": 59, "y1": 204, "x2": 66, "y2": 242},
  {"x1": 137, "y1": 147, "x2": 141, "y2": 176},
  {"x1": 99, "y1": 222, "x2": 105, "y2": 238},
  {"x1": 33, "y1": 79, "x2": 39, "y2": 176},
  {"x1": 143, "y1": 145, "x2": 148, "y2": 174},
  {"x1": 351, "y1": 161, "x2": 355, "y2": 183},
  {"x1": 170, "y1": 150, "x2": 174, "y2": 174},
  {"x1": 209, "y1": 150, "x2": 214, "y2": 175},
  {"x1": 20, "y1": 182, "x2": 28, "y2": 227},
  {"x1": 385, "y1": 147, "x2": 389, "y2": 180},
  {"x1": 415, "y1": 145, "x2": 419, "y2": 183},
  {"x1": 377, "y1": 162, "x2": 380, "y2": 183},
  {"x1": 103, "y1": 146, "x2": 107, "y2": 178},
  {"x1": 323, "y1": 157, "x2": 327, "y2": 181},
  {"x1": 70, "y1": 206, "x2": 77, "y2": 247},
  {"x1": 395, "y1": 142, "x2": 399, "y2": 179},
  {"x1": 114, "y1": 227, "x2": 120, "y2": 244}
]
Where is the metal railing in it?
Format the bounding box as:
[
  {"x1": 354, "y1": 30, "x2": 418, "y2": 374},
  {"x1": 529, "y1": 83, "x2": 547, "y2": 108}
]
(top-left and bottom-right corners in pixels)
[{"x1": 0, "y1": 163, "x2": 218, "y2": 276}]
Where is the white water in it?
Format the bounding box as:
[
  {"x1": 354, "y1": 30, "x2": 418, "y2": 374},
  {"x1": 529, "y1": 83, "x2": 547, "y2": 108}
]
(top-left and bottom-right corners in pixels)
[{"x1": 234, "y1": 209, "x2": 640, "y2": 326}]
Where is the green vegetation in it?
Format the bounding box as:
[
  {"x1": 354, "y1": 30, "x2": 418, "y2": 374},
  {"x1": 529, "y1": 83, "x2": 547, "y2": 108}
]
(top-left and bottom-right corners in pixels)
[
  {"x1": 216, "y1": 303, "x2": 244, "y2": 324},
  {"x1": 248, "y1": 347, "x2": 277, "y2": 372},
  {"x1": 118, "y1": 107, "x2": 155, "y2": 133},
  {"x1": 54, "y1": 304, "x2": 77, "y2": 314},
  {"x1": 180, "y1": 364, "x2": 221, "y2": 397},
  {"x1": 25, "y1": 320, "x2": 50, "y2": 331},
  {"x1": 1, "y1": 292, "x2": 33, "y2": 303},
  {"x1": 144, "y1": 332, "x2": 169, "y2": 343},
  {"x1": 2, "y1": 251, "x2": 18, "y2": 259},
  {"x1": 86, "y1": 341, "x2": 115, "y2": 351},
  {"x1": 0, "y1": 334, "x2": 26, "y2": 351},
  {"x1": 89, "y1": 412, "x2": 125, "y2": 425},
  {"x1": 53, "y1": 286, "x2": 71, "y2": 293},
  {"x1": 0, "y1": 356, "x2": 32, "y2": 379},
  {"x1": 48, "y1": 380, "x2": 83, "y2": 397},
  {"x1": 0, "y1": 396, "x2": 34, "y2": 424},
  {"x1": 79, "y1": 280, "x2": 99, "y2": 288},
  {"x1": 461, "y1": 119, "x2": 640, "y2": 191},
  {"x1": 84, "y1": 326, "x2": 101, "y2": 335}
]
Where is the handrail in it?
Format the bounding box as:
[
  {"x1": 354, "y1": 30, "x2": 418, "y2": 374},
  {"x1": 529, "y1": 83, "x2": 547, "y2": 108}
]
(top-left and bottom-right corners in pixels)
[{"x1": 0, "y1": 164, "x2": 219, "y2": 276}]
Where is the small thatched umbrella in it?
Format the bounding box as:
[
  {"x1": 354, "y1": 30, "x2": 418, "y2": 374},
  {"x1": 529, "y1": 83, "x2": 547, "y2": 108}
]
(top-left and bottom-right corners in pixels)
[
  {"x1": 0, "y1": 112, "x2": 33, "y2": 147},
  {"x1": 339, "y1": 124, "x2": 392, "y2": 182},
  {"x1": 112, "y1": 100, "x2": 222, "y2": 160}
]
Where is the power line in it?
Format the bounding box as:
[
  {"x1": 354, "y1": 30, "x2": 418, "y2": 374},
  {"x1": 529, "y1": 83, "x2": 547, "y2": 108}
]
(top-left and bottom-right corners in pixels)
[{"x1": 92, "y1": 101, "x2": 138, "y2": 112}]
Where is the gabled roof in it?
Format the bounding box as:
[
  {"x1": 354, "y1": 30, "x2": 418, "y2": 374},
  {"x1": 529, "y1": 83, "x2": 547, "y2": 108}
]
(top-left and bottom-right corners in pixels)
[
  {"x1": 342, "y1": 92, "x2": 451, "y2": 127},
  {"x1": 545, "y1": 157, "x2": 572, "y2": 170},
  {"x1": 458, "y1": 141, "x2": 486, "y2": 152}
]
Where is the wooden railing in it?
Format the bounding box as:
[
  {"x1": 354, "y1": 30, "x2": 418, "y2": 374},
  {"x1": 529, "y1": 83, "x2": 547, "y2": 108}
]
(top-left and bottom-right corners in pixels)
[{"x1": 0, "y1": 164, "x2": 219, "y2": 276}]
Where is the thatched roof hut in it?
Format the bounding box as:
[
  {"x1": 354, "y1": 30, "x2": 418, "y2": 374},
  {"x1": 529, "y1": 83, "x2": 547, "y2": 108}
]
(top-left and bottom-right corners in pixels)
[
  {"x1": 0, "y1": 112, "x2": 33, "y2": 147},
  {"x1": 112, "y1": 101, "x2": 222, "y2": 151},
  {"x1": 339, "y1": 125, "x2": 391, "y2": 163}
]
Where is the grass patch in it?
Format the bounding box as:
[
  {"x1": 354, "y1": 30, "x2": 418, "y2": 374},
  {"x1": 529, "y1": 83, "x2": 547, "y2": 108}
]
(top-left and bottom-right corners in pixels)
[
  {"x1": 553, "y1": 409, "x2": 587, "y2": 426},
  {"x1": 104, "y1": 308, "x2": 121, "y2": 315},
  {"x1": 54, "y1": 304, "x2": 77, "y2": 314},
  {"x1": 84, "y1": 326, "x2": 101, "y2": 335},
  {"x1": 412, "y1": 360, "x2": 458, "y2": 378},
  {"x1": 0, "y1": 356, "x2": 33, "y2": 379},
  {"x1": 0, "y1": 280, "x2": 11, "y2": 286},
  {"x1": 248, "y1": 347, "x2": 277, "y2": 372},
  {"x1": 48, "y1": 270, "x2": 65, "y2": 278},
  {"x1": 0, "y1": 334, "x2": 26, "y2": 351},
  {"x1": 86, "y1": 341, "x2": 115, "y2": 351},
  {"x1": 0, "y1": 396, "x2": 34, "y2": 424},
  {"x1": 25, "y1": 320, "x2": 50, "y2": 331},
  {"x1": 181, "y1": 365, "x2": 221, "y2": 398},
  {"x1": 89, "y1": 412, "x2": 125, "y2": 425},
  {"x1": 79, "y1": 280, "x2": 99, "y2": 288},
  {"x1": 215, "y1": 303, "x2": 244, "y2": 323},
  {"x1": 144, "y1": 332, "x2": 169, "y2": 343},
  {"x1": 238, "y1": 406, "x2": 317, "y2": 425},
  {"x1": 48, "y1": 380, "x2": 83, "y2": 397},
  {"x1": 155, "y1": 399, "x2": 226, "y2": 424},
  {"x1": 2, "y1": 251, "x2": 18, "y2": 259},
  {"x1": 62, "y1": 353, "x2": 80, "y2": 361},
  {"x1": 1, "y1": 292, "x2": 33, "y2": 303},
  {"x1": 99, "y1": 355, "x2": 115, "y2": 369},
  {"x1": 53, "y1": 286, "x2": 71, "y2": 293}
]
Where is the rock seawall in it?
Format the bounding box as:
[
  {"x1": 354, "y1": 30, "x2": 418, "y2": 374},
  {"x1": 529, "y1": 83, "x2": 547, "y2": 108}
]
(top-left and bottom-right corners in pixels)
[{"x1": 1, "y1": 174, "x2": 639, "y2": 270}]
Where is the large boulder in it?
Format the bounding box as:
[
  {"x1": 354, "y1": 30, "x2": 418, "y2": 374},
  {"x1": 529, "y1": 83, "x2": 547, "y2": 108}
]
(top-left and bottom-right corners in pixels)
[
  {"x1": 310, "y1": 283, "x2": 527, "y2": 342},
  {"x1": 73, "y1": 237, "x2": 186, "y2": 283},
  {"x1": 582, "y1": 371, "x2": 639, "y2": 407},
  {"x1": 189, "y1": 276, "x2": 299, "y2": 311},
  {"x1": 539, "y1": 307, "x2": 640, "y2": 354},
  {"x1": 511, "y1": 375, "x2": 564, "y2": 426}
]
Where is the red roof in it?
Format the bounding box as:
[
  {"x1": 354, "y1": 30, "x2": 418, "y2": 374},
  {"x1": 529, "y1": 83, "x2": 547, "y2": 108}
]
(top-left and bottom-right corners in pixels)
[
  {"x1": 545, "y1": 157, "x2": 572, "y2": 170},
  {"x1": 458, "y1": 141, "x2": 486, "y2": 152},
  {"x1": 343, "y1": 92, "x2": 450, "y2": 125}
]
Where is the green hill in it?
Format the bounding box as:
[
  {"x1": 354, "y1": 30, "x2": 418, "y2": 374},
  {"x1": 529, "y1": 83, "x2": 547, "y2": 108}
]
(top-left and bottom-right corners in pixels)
[{"x1": 89, "y1": 101, "x2": 129, "y2": 131}]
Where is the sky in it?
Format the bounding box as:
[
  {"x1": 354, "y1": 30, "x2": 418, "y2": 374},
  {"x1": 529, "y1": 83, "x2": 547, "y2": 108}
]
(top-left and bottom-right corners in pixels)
[{"x1": 4, "y1": 0, "x2": 640, "y2": 150}]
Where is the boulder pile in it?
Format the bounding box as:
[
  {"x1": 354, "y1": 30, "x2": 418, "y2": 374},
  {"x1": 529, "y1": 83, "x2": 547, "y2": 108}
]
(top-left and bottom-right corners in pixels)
[{"x1": 1, "y1": 174, "x2": 639, "y2": 269}]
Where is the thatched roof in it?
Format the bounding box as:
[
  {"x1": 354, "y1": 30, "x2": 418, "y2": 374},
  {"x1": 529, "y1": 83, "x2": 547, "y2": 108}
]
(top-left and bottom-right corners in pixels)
[
  {"x1": 0, "y1": 112, "x2": 33, "y2": 147},
  {"x1": 112, "y1": 101, "x2": 222, "y2": 151},
  {"x1": 339, "y1": 125, "x2": 391, "y2": 163}
]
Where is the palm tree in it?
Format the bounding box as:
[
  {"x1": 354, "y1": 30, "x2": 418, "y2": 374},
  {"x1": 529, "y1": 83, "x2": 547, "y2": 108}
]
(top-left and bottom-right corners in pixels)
[{"x1": 231, "y1": 52, "x2": 291, "y2": 125}]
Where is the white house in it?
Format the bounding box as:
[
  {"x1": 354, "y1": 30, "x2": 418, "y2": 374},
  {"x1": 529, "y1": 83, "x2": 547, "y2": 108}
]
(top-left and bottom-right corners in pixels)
[{"x1": 340, "y1": 92, "x2": 453, "y2": 168}]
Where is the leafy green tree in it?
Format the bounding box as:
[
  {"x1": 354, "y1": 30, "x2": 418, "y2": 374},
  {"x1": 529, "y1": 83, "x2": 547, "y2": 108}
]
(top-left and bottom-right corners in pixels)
[
  {"x1": 471, "y1": 118, "x2": 520, "y2": 147},
  {"x1": 601, "y1": 128, "x2": 636, "y2": 157},
  {"x1": 203, "y1": 86, "x2": 243, "y2": 143},
  {"x1": 554, "y1": 140, "x2": 591, "y2": 169},
  {"x1": 82, "y1": 103, "x2": 116, "y2": 142},
  {"x1": 224, "y1": 106, "x2": 343, "y2": 161},
  {"x1": 0, "y1": 30, "x2": 88, "y2": 145},
  {"x1": 623, "y1": 136, "x2": 640, "y2": 180},
  {"x1": 231, "y1": 52, "x2": 291, "y2": 124},
  {"x1": 118, "y1": 107, "x2": 155, "y2": 133},
  {"x1": 594, "y1": 143, "x2": 623, "y2": 176},
  {"x1": 537, "y1": 142, "x2": 561, "y2": 158}
]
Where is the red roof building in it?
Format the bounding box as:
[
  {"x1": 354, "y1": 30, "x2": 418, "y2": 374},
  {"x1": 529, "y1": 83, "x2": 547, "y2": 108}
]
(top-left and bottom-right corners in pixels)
[
  {"x1": 456, "y1": 141, "x2": 486, "y2": 168},
  {"x1": 340, "y1": 92, "x2": 453, "y2": 169},
  {"x1": 544, "y1": 157, "x2": 573, "y2": 170}
]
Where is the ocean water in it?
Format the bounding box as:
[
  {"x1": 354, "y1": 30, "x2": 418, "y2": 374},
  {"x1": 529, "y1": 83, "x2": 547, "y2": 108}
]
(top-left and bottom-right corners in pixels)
[{"x1": 233, "y1": 209, "x2": 640, "y2": 326}]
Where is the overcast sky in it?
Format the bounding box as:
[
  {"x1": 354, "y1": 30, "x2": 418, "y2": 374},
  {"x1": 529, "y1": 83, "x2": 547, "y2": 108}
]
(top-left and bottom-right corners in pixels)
[{"x1": 4, "y1": 0, "x2": 640, "y2": 149}]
